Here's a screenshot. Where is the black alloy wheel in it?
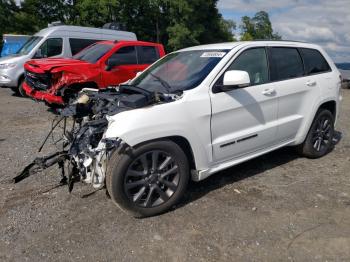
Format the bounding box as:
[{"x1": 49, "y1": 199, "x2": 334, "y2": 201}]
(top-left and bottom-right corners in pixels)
[
  {"x1": 107, "y1": 140, "x2": 189, "y2": 217},
  {"x1": 124, "y1": 150, "x2": 180, "y2": 208}
]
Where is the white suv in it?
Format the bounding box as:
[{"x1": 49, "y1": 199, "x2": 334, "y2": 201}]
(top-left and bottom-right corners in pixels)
[
  {"x1": 101, "y1": 41, "x2": 341, "y2": 216},
  {"x1": 18, "y1": 41, "x2": 342, "y2": 217}
]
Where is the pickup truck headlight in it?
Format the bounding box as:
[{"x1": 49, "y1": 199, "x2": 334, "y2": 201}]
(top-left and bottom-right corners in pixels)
[{"x1": 0, "y1": 63, "x2": 16, "y2": 70}]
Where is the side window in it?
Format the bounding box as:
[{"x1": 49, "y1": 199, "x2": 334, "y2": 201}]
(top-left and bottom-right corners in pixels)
[
  {"x1": 227, "y1": 47, "x2": 269, "y2": 85},
  {"x1": 137, "y1": 46, "x2": 159, "y2": 64},
  {"x1": 269, "y1": 47, "x2": 304, "y2": 81},
  {"x1": 69, "y1": 38, "x2": 100, "y2": 55},
  {"x1": 40, "y1": 38, "x2": 63, "y2": 57},
  {"x1": 300, "y1": 48, "x2": 331, "y2": 75},
  {"x1": 110, "y1": 46, "x2": 137, "y2": 65}
]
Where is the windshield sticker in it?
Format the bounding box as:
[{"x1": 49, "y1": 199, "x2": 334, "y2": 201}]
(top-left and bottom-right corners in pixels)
[{"x1": 200, "y1": 52, "x2": 226, "y2": 58}]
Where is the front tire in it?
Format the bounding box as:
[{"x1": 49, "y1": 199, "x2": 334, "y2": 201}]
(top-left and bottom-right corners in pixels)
[
  {"x1": 18, "y1": 79, "x2": 28, "y2": 97},
  {"x1": 298, "y1": 109, "x2": 335, "y2": 158},
  {"x1": 106, "y1": 140, "x2": 189, "y2": 218}
]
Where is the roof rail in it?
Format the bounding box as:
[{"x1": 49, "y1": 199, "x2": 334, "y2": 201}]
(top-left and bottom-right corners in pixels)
[{"x1": 250, "y1": 39, "x2": 308, "y2": 43}]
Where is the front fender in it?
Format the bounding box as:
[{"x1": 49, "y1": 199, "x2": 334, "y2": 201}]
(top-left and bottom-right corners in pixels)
[{"x1": 104, "y1": 99, "x2": 212, "y2": 171}]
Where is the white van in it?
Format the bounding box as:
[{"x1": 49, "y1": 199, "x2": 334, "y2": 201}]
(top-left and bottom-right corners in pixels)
[{"x1": 0, "y1": 25, "x2": 137, "y2": 95}]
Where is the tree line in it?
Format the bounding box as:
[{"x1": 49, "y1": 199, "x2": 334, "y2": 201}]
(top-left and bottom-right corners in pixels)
[{"x1": 0, "y1": 0, "x2": 281, "y2": 52}]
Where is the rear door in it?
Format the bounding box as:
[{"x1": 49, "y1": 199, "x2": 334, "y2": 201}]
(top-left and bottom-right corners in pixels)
[
  {"x1": 102, "y1": 45, "x2": 144, "y2": 86},
  {"x1": 210, "y1": 47, "x2": 279, "y2": 162},
  {"x1": 268, "y1": 46, "x2": 321, "y2": 142},
  {"x1": 136, "y1": 45, "x2": 160, "y2": 68}
]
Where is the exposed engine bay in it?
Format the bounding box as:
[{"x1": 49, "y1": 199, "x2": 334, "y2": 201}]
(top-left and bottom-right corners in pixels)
[{"x1": 14, "y1": 85, "x2": 178, "y2": 192}]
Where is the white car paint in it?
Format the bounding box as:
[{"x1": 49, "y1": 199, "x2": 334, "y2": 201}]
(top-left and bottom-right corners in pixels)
[{"x1": 104, "y1": 41, "x2": 341, "y2": 181}]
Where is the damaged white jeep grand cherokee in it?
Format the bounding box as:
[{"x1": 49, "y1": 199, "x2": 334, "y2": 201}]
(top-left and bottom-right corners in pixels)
[{"x1": 16, "y1": 41, "x2": 342, "y2": 217}]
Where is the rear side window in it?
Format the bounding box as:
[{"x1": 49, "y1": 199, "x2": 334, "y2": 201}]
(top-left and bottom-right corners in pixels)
[
  {"x1": 69, "y1": 38, "x2": 100, "y2": 55},
  {"x1": 137, "y1": 46, "x2": 160, "y2": 64},
  {"x1": 110, "y1": 46, "x2": 137, "y2": 65},
  {"x1": 227, "y1": 47, "x2": 269, "y2": 85},
  {"x1": 270, "y1": 47, "x2": 304, "y2": 81},
  {"x1": 39, "y1": 38, "x2": 63, "y2": 57},
  {"x1": 300, "y1": 48, "x2": 331, "y2": 75}
]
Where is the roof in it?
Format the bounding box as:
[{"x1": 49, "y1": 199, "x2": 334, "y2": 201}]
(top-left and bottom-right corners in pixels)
[
  {"x1": 34, "y1": 25, "x2": 136, "y2": 39},
  {"x1": 94, "y1": 40, "x2": 162, "y2": 46},
  {"x1": 179, "y1": 41, "x2": 320, "y2": 52}
]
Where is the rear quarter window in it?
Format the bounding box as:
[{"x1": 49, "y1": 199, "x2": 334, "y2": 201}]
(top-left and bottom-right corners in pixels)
[
  {"x1": 269, "y1": 47, "x2": 304, "y2": 81},
  {"x1": 299, "y1": 48, "x2": 331, "y2": 75}
]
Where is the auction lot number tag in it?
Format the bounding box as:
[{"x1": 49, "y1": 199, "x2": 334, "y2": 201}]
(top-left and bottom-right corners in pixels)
[{"x1": 200, "y1": 52, "x2": 226, "y2": 58}]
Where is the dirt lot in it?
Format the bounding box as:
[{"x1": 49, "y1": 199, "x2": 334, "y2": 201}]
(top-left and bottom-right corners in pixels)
[{"x1": 0, "y1": 87, "x2": 349, "y2": 262}]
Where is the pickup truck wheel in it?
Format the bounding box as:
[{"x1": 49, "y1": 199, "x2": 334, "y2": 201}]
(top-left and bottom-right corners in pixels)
[
  {"x1": 298, "y1": 109, "x2": 334, "y2": 158},
  {"x1": 106, "y1": 140, "x2": 189, "y2": 218}
]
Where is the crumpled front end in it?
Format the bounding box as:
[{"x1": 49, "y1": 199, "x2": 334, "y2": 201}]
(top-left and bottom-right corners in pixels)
[
  {"x1": 23, "y1": 60, "x2": 99, "y2": 105},
  {"x1": 14, "y1": 86, "x2": 171, "y2": 193}
]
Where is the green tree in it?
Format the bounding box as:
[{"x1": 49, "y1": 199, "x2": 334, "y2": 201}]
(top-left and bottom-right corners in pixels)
[
  {"x1": 0, "y1": 0, "x2": 18, "y2": 34},
  {"x1": 165, "y1": 0, "x2": 235, "y2": 51},
  {"x1": 1, "y1": 0, "x2": 240, "y2": 53},
  {"x1": 73, "y1": 0, "x2": 119, "y2": 27},
  {"x1": 117, "y1": 0, "x2": 235, "y2": 51},
  {"x1": 8, "y1": 0, "x2": 76, "y2": 35},
  {"x1": 240, "y1": 11, "x2": 281, "y2": 40},
  {"x1": 0, "y1": 0, "x2": 19, "y2": 50}
]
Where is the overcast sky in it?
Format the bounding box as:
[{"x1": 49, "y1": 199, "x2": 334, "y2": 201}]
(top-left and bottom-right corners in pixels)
[{"x1": 218, "y1": 0, "x2": 350, "y2": 63}]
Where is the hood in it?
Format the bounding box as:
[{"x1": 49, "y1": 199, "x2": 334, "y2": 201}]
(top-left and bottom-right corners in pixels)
[
  {"x1": 0, "y1": 54, "x2": 25, "y2": 64},
  {"x1": 26, "y1": 58, "x2": 91, "y2": 71}
]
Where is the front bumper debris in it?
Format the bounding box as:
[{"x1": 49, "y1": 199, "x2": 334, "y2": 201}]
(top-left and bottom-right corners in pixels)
[
  {"x1": 23, "y1": 82, "x2": 64, "y2": 104},
  {"x1": 14, "y1": 86, "x2": 168, "y2": 193}
]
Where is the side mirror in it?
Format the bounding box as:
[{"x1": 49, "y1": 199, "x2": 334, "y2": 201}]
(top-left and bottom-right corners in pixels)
[
  {"x1": 223, "y1": 70, "x2": 250, "y2": 89},
  {"x1": 214, "y1": 70, "x2": 250, "y2": 93},
  {"x1": 105, "y1": 58, "x2": 119, "y2": 71}
]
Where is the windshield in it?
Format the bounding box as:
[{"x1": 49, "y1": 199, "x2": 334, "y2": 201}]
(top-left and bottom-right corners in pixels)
[
  {"x1": 73, "y1": 43, "x2": 113, "y2": 63},
  {"x1": 16, "y1": 36, "x2": 43, "y2": 55},
  {"x1": 131, "y1": 50, "x2": 229, "y2": 93}
]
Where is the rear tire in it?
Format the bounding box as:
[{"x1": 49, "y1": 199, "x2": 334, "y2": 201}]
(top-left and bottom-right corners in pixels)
[
  {"x1": 297, "y1": 109, "x2": 334, "y2": 158},
  {"x1": 106, "y1": 140, "x2": 189, "y2": 218}
]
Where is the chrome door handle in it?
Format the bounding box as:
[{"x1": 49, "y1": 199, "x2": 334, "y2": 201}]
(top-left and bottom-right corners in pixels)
[
  {"x1": 307, "y1": 80, "x2": 317, "y2": 87},
  {"x1": 262, "y1": 88, "x2": 275, "y2": 95}
]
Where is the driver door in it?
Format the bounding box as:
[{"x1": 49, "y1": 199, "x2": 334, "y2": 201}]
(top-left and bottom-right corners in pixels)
[
  {"x1": 101, "y1": 45, "x2": 144, "y2": 87},
  {"x1": 210, "y1": 47, "x2": 279, "y2": 162}
]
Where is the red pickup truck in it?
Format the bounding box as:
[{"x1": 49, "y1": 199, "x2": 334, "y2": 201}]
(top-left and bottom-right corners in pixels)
[{"x1": 23, "y1": 40, "x2": 165, "y2": 105}]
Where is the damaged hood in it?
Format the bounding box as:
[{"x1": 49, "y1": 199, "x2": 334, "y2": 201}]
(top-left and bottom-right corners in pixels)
[{"x1": 26, "y1": 58, "x2": 92, "y2": 72}]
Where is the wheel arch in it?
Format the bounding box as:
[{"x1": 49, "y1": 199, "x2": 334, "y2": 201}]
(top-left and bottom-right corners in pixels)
[
  {"x1": 18, "y1": 74, "x2": 25, "y2": 87},
  {"x1": 62, "y1": 81, "x2": 99, "y2": 101},
  {"x1": 318, "y1": 100, "x2": 336, "y2": 117},
  {"x1": 295, "y1": 99, "x2": 337, "y2": 145},
  {"x1": 66, "y1": 81, "x2": 99, "y2": 91},
  {"x1": 130, "y1": 136, "x2": 197, "y2": 171}
]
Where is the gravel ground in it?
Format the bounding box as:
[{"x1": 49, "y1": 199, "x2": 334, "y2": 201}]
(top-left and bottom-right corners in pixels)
[{"x1": 0, "y1": 87, "x2": 349, "y2": 262}]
